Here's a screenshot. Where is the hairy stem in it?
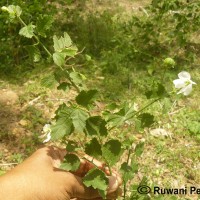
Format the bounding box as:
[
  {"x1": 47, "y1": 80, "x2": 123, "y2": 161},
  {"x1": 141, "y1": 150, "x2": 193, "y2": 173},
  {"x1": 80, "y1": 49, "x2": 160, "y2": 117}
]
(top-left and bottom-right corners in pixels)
[{"x1": 18, "y1": 17, "x2": 53, "y2": 58}]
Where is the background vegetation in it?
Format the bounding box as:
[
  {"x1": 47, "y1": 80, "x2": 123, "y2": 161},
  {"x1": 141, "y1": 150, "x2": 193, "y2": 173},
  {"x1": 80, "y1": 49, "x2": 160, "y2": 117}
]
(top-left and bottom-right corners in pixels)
[{"x1": 0, "y1": 0, "x2": 199, "y2": 199}]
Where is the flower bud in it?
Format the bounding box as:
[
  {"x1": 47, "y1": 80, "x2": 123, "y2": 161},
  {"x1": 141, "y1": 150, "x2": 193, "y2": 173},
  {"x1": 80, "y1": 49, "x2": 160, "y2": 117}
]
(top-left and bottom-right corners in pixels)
[{"x1": 163, "y1": 57, "x2": 176, "y2": 67}]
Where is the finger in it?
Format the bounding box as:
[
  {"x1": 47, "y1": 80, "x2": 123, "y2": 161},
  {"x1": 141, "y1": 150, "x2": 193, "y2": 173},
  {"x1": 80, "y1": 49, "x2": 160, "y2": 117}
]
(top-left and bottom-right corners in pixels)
[
  {"x1": 73, "y1": 155, "x2": 106, "y2": 177},
  {"x1": 62, "y1": 172, "x2": 121, "y2": 200},
  {"x1": 65, "y1": 174, "x2": 102, "y2": 199}
]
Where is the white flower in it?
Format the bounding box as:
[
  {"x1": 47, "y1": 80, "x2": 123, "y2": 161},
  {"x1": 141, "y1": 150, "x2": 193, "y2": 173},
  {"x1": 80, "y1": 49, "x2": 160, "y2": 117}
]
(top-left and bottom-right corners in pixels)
[
  {"x1": 43, "y1": 124, "x2": 51, "y2": 134},
  {"x1": 43, "y1": 132, "x2": 51, "y2": 143},
  {"x1": 39, "y1": 124, "x2": 52, "y2": 143},
  {"x1": 173, "y1": 71, "x2": 196, "y2": 96}
]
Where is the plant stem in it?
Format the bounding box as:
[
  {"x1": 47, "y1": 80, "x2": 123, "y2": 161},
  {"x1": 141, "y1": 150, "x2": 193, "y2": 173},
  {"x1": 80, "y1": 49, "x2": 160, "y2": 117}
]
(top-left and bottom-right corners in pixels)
[
  {"x1": 108, "y1": 98, "x2": 161, "y2": 131},
  {"x1": 18, "y1": 16, "x2": 52, "y2": 58},
  {"x1": 123, "y1": 149, "x2": 132, "y2": 199},
  {"x1": 131, "y1": 97, "x2": 161, "y2": 118}
]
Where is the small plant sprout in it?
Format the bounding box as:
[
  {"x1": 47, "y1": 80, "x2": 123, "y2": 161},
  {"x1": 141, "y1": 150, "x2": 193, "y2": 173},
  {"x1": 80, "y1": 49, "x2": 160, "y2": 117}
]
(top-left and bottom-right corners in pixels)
[
  {"x1": 173, "y1": 71, "x2": 196, "y2": 96},
  {"x1": 40, "y1": 124, "x2": 52, "y2": 143}
]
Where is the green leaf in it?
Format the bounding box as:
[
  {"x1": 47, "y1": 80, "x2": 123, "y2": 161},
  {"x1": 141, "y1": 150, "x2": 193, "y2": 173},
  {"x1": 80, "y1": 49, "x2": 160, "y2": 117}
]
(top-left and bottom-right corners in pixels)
[
  {"x1": 54, "y1": 103, "x2": 73, "y2": 119},
  {"x1": 120, "y1": 161, "x2": 138, "y2": 182},
  {"x1": 41, "y1": 74, "x2": 57, "y2": 88},
  {"x1": 145, "y1": 83, "x2": 168, "y2": 99},
  {"x1": 51, "y1": 117, "x2": 73, "y2": 140},
  {"x1": 135, "y1": 142, "x2": 144, "y2": 157},
  {"x1": 53, "y1": 32, "x2": 72, "y2": 52},
  {"x1": 83, "y1": 168, "x2": 108, "y2": 199},
  {"x1": 36, "y1": 14, "x2": 54, "y2": 37},
  {"x1": 85, "y1": 138, "x2": 102, "y2": 157},
  {"x1": 57, "y1": 82, "x2": 70, "y2": 91},
  {"x1": 106, "y1": 103, "x2": 136, "y2": 127},
  {"x1": 76, "y1": 90, "x2": 98, "y2": 107},
  {"x1": 62, "y1": 46, "x2": 78, "y2": 57},
  {"x1": 51, "y1": 104, "x2": 74, "y2": 140},
  {"x1": 71, "y1": 108, "x2": 89, "y2": 133},
  {"x1": 60, "y1": 154, "x2": 80, "y2": 171},
  {"x1": 2, "y1": 5, "x2": 22, "y2": 18},
  {"x1": 26, "y1": 45, "x2": 41, "y2": 62},
  {"x1": 53, "y1": 52, "x2": 65, "y2": 67},
  {"x1": 157, "y1": 83, "x2": 168, "y2": 97},
  {"x1": 122, "y1": 138, "x2": 135, "y2": 150},
  {"x1": 85, "y1": 116, "x2": 108, "y2": 137},
  {"x1": 19, "y1": 23, "x2": 36, "y2": 38},
  {"x1": 102, "y1": 139, "x2": 122, "y2": 166},
  {"x1": 69, "y1": 71, "x2": 86, "y2": 90},
  {"x1": 138, "y1": 113, "x2": 154, "y2": 128}
]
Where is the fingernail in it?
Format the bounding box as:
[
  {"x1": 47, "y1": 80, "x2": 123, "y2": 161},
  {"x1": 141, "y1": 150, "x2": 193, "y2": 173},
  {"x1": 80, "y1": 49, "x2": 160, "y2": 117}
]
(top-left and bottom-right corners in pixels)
[{"x1": 108, "y1": 175, "x2": 118, "y2": 193}]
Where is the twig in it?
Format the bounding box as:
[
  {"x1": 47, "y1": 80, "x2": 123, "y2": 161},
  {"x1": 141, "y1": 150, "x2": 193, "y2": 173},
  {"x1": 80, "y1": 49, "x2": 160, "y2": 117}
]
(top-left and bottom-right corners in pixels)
[
  {"x1": 45, "y1": 98, "x2": 69, "y2": 102},
  {"x1": 65, "y1": 47, "x2": 86, "y2": 63},
  {"x1": 28, "y1": 96, "x2": 41, "y2": 105},
  {"x1": 168, "y1": 107, "x2": 185, "y2": 115},
  {"x1": 21, "y1": 96, "x2": 41, "y2": 110},
  {"x1": 0, "y1": 163, "x2": 18, "y2": 166}
]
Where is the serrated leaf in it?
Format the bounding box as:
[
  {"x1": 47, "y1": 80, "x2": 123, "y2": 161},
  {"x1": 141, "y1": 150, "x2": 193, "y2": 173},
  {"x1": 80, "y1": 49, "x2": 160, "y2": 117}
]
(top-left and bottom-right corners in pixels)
[
  {"x1": 85, "y1": 138, "x2": 102, "y2": 157},
  {"x1": 138, "y1": 113, "x2": 154, "y2": 128},
  {"x1": 51, "y1": 104, "x2": 73, "y2": 140},
  {"x1": 62, "y1": 46, "x2": 78, "y2": 57},
  {"x1": 41, "y1": 74, "x2": 57, "y2": 88},
  {"x1": 19, "y1": 23, "x2": 36, "y2": 38},
  {"x1": 120, "y1": 161, "x2": 138, "y2": 182},
  {"x1": 83, "y1": 168, "x2": 108, "y2": 199},
  {"x1": 107, "y1": 103, "x2": 136, "y2": 127},
  {"x1": 60, "y1": 154, "x2": 80, "y2": 171},
  {"x1": 57, "y1": 82, "x2": 70, "y2": 91},
  {"x1": 53, "y1": 32, "x2": 72, "y2": 52},
  {"x1": 2, "y1": 5, "x2": 22, "y2": 18},
  {"x1": 36, "y1": 14, "x2": 54, "y2": 37},
  {"x1": 71, "y1": 108, "x2": 89, "y2": 133},
  {"x1": 53, "y1": 52, "x2": 65, "y2": 67},
  {"x1": 69, "y1": 71, "x2": 86, "y2": 90},
  {"x1": 69, "y1": 71, "x2": 86, "y2": 84},
  {"x1": 102, "y1": 139, "x2": 122, "y2": 166},
  {"x1": 54, "y1": 69, "x2": 69, "y2": 83},
  {"x1": 85, "y1": 116, "x2": 108, "y2": 137},
  {"x1": 54, "y1": 103, "x2": 73, "y2": 119},
  {"x1": 145, "y1": 83, "x2": 168, "y2": 99},
  {"x1": 26, "y1": 45, "x2": 41, "y2": 62},
  {"x1": 135, "y1": 142, "x2": 144, "y2": 157},
  {"x1": 76, "y1": 90, "x2": 98, "y2": 107},
  {"x1": 51, "y1": 117, "x2": 73, "y2": 140}
]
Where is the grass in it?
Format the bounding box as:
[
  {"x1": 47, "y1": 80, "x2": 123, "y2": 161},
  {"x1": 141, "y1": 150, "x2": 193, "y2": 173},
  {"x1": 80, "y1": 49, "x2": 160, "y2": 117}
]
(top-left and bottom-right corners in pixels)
[{"x1": 0, "y1": 66, "x2": 199, "y2": 200}]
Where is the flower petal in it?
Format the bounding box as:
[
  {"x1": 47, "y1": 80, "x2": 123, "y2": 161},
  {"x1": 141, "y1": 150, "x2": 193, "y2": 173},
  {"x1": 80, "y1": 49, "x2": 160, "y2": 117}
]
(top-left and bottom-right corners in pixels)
[
  {"x1": 190, "y1": 80, "x2": 196, "y2": 85},
  {"x1": 178, "y1": 71, "x2": 191, "y2": 80},
  {"x1": 183, "y1": 84, "x2": 193, "y2": 96},
  {"x1": 177, "y1": 84, "x2": 192, "y2": 96},
  {"x1": 173, "y1": 79, "x2": 185, "y2": 88},
  {"x1": 43, "y1": 133, "x2": 51, "y2": 143}
]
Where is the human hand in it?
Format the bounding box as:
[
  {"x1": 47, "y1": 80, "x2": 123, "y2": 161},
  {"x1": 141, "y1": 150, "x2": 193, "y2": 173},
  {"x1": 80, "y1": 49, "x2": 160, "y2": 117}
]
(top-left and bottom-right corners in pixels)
[{"x1": 0, "y1": 146, "x2": 122, "y2": 200}]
